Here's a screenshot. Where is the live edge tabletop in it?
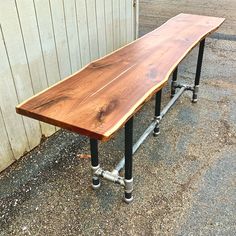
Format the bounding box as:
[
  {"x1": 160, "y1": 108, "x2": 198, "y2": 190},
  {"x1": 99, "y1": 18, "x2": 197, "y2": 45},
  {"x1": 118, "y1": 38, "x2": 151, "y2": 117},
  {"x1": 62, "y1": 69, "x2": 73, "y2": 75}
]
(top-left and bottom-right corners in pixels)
[{"x1": 16, "y1": 14, "x2": 225, "y2": 141}]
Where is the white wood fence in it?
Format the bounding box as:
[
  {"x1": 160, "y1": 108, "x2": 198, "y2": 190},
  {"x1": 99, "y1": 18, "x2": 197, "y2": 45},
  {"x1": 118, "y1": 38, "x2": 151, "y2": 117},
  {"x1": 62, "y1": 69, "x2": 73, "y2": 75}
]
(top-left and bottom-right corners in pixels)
[{"x1": 0, "y1": 0, "x2": 138, "y2": 172}]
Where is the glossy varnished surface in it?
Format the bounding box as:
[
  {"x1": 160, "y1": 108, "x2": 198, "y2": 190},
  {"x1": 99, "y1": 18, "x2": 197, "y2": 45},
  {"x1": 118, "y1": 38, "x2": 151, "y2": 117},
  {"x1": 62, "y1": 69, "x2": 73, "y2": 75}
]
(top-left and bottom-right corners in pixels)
[{"x1": 16, "y1": 14, "x2": 225, "y2": 140}]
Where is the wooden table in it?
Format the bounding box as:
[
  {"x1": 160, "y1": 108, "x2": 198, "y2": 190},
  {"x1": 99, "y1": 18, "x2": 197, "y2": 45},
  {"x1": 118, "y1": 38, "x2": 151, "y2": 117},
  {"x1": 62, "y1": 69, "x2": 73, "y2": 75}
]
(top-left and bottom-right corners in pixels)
[{"x1": 16, "y1": 14, "x2": 225, "y2": 203}]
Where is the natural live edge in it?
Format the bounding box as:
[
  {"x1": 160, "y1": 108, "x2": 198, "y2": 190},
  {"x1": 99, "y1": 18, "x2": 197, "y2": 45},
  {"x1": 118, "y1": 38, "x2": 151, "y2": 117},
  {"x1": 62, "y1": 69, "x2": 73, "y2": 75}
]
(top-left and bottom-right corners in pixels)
[
  {"x1": 15, "y1": 107, "x2": 105, "y2": 141},
  {"x1": 16, "y1": 14, "x2": 225, "y2": 141},
  {"x1": 16, "y1": 108, "x2": 109, "y2": 141},
  {"x1": 16, "y1": 82, "x2": 167, "y2": 141},
  {"x1": 14, "y1": 13, "x2": 185, "y2": 111}
]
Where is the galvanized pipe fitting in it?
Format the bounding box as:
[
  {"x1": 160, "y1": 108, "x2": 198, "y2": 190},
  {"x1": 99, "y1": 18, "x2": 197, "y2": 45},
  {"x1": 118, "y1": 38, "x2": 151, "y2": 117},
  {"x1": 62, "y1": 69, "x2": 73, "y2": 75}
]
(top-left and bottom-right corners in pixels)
[
  {"x1": 153, "y1": 116, "x2": 161, "y2": 136},
  {"x1": 91, "y1": 165, "x2": 101, "y2": 189},
  {"x1": 124, "y1": 178, "x2": 134, "y2": 203},
  {"x1": 93, "y1": 166, "x2": 125, "y2": 186},
  {"x1": 100, "y1": 170, "x2": 125, "y2": 186}
]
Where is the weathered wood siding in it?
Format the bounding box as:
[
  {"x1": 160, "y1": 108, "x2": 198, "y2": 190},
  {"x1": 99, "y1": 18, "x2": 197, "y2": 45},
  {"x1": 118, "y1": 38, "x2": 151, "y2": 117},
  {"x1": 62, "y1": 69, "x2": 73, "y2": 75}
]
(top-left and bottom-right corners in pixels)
[{"x1": 0, "y1": 0, "x2": 138, "y2": 172}]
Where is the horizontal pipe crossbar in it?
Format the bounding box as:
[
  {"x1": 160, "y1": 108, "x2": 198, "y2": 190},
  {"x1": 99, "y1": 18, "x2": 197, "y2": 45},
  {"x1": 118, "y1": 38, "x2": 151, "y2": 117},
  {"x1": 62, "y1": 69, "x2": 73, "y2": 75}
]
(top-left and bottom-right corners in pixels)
[
  {"x1": 113, "y1": 119, "x2": 158, "y2": 174},
  {"x1": 160, "y1": 86, "x2": 186, "y2": 119},
  {"x1": 114, "y1": 85, "x2": 189, "y2": 173}
]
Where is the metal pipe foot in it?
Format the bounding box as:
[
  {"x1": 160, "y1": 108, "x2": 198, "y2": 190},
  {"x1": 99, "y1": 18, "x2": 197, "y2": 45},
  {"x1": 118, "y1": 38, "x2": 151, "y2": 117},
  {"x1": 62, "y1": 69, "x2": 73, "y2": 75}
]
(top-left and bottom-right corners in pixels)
[
  {"x1": 91, "y1": 165, "x2": 101, "y2": 190},
  {"x1": 92, "y1": 176, "x2": 101, "y2": 190},
  {"x1": 153, "y1": 117, "x2": 160, "y2": 137},
  {"x1": 153, "y1": 126, "x2": 160, "y2": 136},
  {"x1": 123, "y1": 178, "x2": 133, "y2": 204},
  {"x1": 124, "y1": 192, "x2": 133, "y2": 204},
  {"x1": 192, "y1": 85, "x2": 199, "y2": 103}
]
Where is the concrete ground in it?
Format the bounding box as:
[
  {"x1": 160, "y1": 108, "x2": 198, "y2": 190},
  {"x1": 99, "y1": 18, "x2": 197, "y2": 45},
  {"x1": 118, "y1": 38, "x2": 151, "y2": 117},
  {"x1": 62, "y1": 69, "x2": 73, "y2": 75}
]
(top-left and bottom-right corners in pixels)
[{"x1": 1, "y1": 2, "x2": 236, "y2": 236}]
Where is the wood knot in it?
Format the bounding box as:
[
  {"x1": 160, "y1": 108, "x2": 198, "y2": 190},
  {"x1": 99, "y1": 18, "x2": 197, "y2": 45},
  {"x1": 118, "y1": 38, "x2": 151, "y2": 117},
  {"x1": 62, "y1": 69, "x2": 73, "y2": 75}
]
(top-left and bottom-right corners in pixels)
[
  {"x1": 97, "y1": 100, "x2": 119, "y2": 122},
  {"x1": 146, "y1": 66, "x2": 158, "y2": 81}
]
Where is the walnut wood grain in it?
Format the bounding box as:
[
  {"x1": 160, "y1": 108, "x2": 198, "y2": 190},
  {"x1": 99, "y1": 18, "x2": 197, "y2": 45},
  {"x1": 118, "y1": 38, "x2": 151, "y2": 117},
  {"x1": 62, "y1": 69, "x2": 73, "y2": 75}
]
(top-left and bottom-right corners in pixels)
[{"x1": 16, "y1": 14, "x2": 225, "y2": 141}]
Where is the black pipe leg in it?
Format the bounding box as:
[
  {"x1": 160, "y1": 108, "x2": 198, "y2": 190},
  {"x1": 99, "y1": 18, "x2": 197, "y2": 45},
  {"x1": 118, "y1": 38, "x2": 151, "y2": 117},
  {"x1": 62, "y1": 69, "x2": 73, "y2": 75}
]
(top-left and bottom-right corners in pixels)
[
  {"x1": 124, "y1": 117, "x2": 134, "y2": 204},
  {"x1": 153, "y1": 89, "x2": 162, "y2": 137},
  {"x1": 90, "y1": 139, "x2": 101, "y2": 189},
  {"x1": 192, "y1": 39, "x2": 205, "y2": 103},
  {"x1": 171, "y1": 67, "x2": 178, "y2": 98}
]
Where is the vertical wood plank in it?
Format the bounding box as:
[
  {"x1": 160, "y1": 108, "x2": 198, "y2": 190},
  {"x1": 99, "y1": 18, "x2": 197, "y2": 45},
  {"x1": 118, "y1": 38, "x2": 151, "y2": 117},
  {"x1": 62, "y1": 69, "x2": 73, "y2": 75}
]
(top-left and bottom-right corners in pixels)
[
  {"x1": 104, "y1": 0, "x2": 114, "y2": 53},
  {"x1": 63, "y1": 0, "x2": 82, "y2": 72},
  {"x1": 119, "y1": 0, "x2": 127, "y2": 46},
  {"x1": 126, "y1": 0, "x2": 134, "y2": 43},
  {"x1": 16, "y1": 0, "x2": 48, "y2": 93},
  {"x1": 86, "y1": 0, "x2": 99, "y2": 60},
  {"x1": 34, "y1": 0, "x2": 61, "y2": 86},
  {"x1": 16, "y1": 0, "x2": 55, "y2": 137},
  {"x1": 0, "y1": 1, "x2": 41, "y2": 150},
  {"x1": 49, "y1": 0, "x2": 72, "y2": 78},
  {"x1": 75, "y1": 0, "x2": 91, "y2": 66},
  {"x1": 0, "y1": 108, "x2": 15, "y2": 172},
  {"x1": 0, "y1": 24, "x2": 30, "y2": 158},
  {"x1": 112, "y1": 0, "x2": 120, "y2": 49},
  {"x1": 96, "y1": 0, "x2": 107, "y2": 57},
  {"x1": 134, "y1": 0, "x2": 139, "y2": 39}
]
